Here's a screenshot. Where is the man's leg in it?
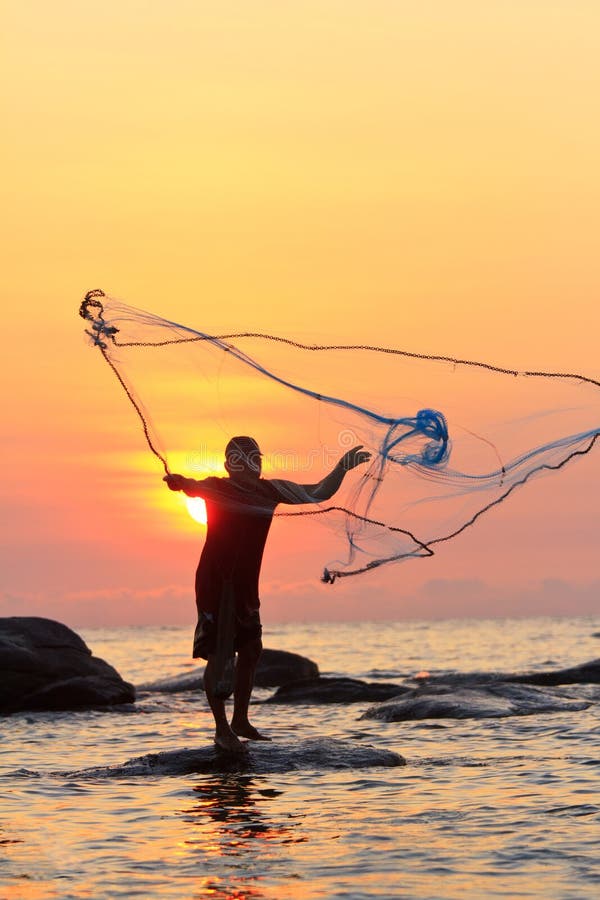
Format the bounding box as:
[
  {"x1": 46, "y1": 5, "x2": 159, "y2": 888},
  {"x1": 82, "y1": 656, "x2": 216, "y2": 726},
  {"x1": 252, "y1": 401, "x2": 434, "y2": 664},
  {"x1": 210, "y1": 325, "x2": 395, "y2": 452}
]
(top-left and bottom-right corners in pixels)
[
  {"x1": 231, "y1": 637, "x2": 271, "y2": 741},
  {"x1": 204, "y1": 655, "x2": 246, "y2": 753}
]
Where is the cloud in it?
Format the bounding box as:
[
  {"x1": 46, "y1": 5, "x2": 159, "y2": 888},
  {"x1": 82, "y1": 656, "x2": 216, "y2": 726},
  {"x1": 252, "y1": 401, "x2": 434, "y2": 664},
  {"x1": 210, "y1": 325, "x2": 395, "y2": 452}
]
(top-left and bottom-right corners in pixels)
[
  {"x1": 0, "y1": 585, "x2": 193, "y2": 628},
  {"x1": 260, "y1": 575, "x2": 600, "y2": 622},
  {"x1": 417, "y1": 577, "x2": 600, "y2": 618},
  {"x1": 2, "y1": 577, "x2": 598, "y2": 628}
]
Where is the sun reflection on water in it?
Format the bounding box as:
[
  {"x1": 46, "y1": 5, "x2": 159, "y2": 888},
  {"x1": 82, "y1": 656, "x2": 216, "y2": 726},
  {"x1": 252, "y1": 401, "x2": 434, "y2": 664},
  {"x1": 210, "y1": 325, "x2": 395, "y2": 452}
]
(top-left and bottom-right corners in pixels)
[
  {"x1": 193, "y1": 878, "x2": 266, "y2": 900},
  {"x1": 178, "y1": 775, "x2": 308, "y2": 899},
  {"x1": 181, "y1": 775, "x2": 294, "y2": 851}
]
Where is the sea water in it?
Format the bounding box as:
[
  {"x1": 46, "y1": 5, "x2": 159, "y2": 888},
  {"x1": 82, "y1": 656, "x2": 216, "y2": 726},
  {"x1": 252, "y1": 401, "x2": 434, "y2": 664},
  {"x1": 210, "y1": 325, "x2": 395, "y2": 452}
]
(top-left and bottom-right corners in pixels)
[{"x1": 1, "y1": 617, "x2": 599, "y2": 899}]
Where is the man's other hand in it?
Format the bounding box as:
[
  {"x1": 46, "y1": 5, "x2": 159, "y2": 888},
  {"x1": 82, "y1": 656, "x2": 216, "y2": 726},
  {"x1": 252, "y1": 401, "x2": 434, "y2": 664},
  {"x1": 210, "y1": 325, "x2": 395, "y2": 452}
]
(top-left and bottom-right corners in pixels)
[{"x1": 163, "y1": 473, "x2": 186, "y2": 491}]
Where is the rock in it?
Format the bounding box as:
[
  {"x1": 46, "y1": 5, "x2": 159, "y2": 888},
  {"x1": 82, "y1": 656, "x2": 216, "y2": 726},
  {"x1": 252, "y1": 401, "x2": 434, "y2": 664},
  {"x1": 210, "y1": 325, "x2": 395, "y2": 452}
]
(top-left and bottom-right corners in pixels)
[
  {"x1": 138, "y1": 647, "x2": 319, "y2": 693},
  {"x1": 361, "y1": 682, "x2": 590, "y2": 722},
  {"x1": 59, "y1": 738, "x2": 406, "y2": 777},
  {"x1": 254, "y1": 648, "x2": 319, "y2": 687},
  {"x1": 264, "y1": 676, "x2": 407, "y2": 704},
  {"x1": 414, "y1": 659, "x2": 600, "y2": 689},
  {"x1": 0, "y1": 617, "x2": 135, "y2": 714},
  {"x1": 137, "y1": 670, "x2": 204, "y2": 694},
  {"x1": 508, "y1": 659, "x2": 600, "y2": 685}
]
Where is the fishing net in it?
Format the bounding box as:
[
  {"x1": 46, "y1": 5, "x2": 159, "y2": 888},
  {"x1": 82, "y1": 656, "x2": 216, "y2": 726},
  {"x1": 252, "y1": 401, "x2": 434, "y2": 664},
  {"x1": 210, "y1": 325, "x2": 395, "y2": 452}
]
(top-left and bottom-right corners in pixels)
[{"x1": 79, "y1": 289, "x2": 599, "y2": 582}]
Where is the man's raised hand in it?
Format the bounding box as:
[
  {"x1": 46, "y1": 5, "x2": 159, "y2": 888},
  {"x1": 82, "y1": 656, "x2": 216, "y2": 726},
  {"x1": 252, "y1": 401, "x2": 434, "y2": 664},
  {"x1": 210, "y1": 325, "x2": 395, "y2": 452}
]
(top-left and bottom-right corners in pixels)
[{"x1": 340, "y1": 445, "x2": 372, "y2": 472}]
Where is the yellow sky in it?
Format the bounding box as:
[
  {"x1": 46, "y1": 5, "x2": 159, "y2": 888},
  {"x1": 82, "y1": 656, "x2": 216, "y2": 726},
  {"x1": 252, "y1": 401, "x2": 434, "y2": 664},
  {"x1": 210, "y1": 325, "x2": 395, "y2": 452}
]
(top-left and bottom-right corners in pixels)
[{"x1": 2, "y1": 1, "x2": 599, "y2": 625}]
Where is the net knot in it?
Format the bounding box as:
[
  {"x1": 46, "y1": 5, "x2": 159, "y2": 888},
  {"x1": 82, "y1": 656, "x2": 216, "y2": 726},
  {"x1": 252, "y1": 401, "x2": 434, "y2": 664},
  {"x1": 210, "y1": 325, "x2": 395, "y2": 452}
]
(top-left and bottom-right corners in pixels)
[
  {"x1": 79, "y1": 289, "x2": 119, "y2": 349},
  {"x1": 416, "y1": 408, "x2": 449, "y2": 466}
]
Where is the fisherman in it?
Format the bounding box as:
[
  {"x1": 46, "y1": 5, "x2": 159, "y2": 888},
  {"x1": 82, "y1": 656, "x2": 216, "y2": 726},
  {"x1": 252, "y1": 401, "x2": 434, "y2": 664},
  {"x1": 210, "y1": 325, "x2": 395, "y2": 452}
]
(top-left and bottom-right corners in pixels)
[{"x1": 164, "y1": 436, "x2": 370, "y2": 752}]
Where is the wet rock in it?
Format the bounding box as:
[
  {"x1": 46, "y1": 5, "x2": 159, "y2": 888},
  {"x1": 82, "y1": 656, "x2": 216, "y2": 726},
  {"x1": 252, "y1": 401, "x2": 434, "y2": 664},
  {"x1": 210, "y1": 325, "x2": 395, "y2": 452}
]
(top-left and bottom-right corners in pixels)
[
  {"x1": 362, "y1": 682, "x2": 590, "y2": 722},
  {"x1": 254, "y1": 649, "x2": 319, "y2": 687},
  {"x1": 508, "y1": 658, "x2": 600, "y2": 686},
  {"x1": 138, "y1": 647, "x2": 319, "y2": 693},
  {"x1": 415, "y1": 659, "x2": 600, "y2": 689},
  {"x1": 0, "y1": 617, "x2": 135, "y2": 714},
  {"x1": 264, "y1": 676, "x2": 407, "y2": 704},
  {"x1": 61, "y1": 738, "x2": 406, "y2": 777}
]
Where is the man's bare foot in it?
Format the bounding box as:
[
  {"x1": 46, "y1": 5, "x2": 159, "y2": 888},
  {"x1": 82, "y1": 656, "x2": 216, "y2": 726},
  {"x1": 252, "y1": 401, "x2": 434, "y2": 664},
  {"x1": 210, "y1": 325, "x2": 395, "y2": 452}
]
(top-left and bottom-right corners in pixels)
[
  {"x1": 214, "y1": 729, "x2": 247, "y2": 754},
  {"x1": 231, "y1": 719, "x2": 272, "y2": 741}
]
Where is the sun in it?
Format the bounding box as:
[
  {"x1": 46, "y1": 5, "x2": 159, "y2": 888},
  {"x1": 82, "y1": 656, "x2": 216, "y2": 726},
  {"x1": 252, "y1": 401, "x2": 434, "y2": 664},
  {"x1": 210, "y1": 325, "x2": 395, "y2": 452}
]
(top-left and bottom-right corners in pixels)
[{"x1": 185, "y1": 496, "x2": 208, "y2": 526}]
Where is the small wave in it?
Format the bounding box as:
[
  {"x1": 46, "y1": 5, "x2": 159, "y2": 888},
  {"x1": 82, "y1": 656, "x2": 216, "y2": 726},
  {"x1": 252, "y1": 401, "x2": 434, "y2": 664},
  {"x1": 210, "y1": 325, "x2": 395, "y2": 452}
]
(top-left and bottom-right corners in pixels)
[
  {"x1": 365, "y1": 668, "x2": 408, "y2": 679},
  {"x1": 416, "y1": 755, "x2": 495, "y2": 768},
  {"x1": 544, "y1": 804, "x2": 600, "y2": 817},
  {"x1": 4, "y1": 768, "x2": 41, "y2": 778}
]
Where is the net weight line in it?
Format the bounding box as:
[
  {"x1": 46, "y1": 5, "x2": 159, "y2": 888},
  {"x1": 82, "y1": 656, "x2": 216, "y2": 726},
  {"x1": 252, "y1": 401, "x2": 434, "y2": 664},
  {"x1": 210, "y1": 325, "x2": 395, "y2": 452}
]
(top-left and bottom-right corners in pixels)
[
  {"x1": 315, "y1": 430, "x2": 600, "y2": 581},
  {"x1": 80, "y1": 289, "x2": 600, "y2": 582},
  {"x1": 80, "y1": 291, "x2": 170, "y2": 475}
]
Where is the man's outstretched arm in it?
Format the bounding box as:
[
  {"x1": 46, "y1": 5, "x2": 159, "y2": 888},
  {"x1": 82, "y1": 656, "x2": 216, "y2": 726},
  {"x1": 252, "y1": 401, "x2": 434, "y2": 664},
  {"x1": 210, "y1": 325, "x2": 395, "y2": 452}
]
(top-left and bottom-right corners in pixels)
[
  {"x1": 278, "y1": 445, "x2": 371, "y2": 504},
  {"x1": 163, "y1": 474, "x2": 206, "y2": 497}
]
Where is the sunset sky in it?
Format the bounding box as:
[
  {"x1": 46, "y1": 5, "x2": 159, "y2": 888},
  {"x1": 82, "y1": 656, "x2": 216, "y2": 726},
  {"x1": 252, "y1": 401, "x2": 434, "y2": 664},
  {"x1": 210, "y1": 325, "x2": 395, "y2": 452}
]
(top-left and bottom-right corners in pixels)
[{"x1": 2, "y1": 1, "x2": 599, "y2": 628}]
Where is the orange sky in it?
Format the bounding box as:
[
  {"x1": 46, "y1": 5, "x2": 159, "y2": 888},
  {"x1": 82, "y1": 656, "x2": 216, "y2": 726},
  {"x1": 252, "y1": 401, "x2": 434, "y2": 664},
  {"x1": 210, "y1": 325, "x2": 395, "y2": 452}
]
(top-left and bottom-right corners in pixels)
[{"x1": 2, "y1": 1, "x2": 599, "y2": 627}]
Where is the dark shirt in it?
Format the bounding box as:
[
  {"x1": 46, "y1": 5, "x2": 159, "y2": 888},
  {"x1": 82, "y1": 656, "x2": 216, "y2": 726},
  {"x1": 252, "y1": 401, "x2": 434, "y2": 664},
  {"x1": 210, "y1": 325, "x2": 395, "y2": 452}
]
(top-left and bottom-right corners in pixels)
[{"x1": 192, "y1": 477, "x2": 302, "y2": 619}]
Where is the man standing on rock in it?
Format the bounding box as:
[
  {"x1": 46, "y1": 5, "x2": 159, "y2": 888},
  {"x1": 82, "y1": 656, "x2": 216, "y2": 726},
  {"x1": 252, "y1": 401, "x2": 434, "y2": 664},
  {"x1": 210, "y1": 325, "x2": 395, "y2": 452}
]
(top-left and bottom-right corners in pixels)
[{"x1": 164, "y1": 435, "x2": 371, "y2": 753}]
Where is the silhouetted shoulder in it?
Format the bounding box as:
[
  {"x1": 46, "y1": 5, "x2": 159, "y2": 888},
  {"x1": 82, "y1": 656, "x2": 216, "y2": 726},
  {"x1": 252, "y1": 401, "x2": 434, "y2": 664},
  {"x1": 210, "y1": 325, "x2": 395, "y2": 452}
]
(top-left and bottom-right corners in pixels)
[
  {"x1": 266, "y1": 479, "x2": 316, "y2": 505},
  {"x1": 185, "y1": 475, "x2": 226, "y2": 499}
]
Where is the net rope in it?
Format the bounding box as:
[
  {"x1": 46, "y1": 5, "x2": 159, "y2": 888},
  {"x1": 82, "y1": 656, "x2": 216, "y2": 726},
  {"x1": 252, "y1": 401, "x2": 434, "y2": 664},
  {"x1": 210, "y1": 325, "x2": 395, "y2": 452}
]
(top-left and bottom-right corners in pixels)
[{"x1": 79, "y1": 289, "x2": 600, "y2": 582}]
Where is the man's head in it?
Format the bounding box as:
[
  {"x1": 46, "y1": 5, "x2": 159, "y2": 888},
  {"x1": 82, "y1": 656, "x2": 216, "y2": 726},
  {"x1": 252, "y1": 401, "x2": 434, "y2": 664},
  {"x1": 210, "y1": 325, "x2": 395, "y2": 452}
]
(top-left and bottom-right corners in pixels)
[{"x1": 224, "y1": 436, "x2": 262, "y2": 483}]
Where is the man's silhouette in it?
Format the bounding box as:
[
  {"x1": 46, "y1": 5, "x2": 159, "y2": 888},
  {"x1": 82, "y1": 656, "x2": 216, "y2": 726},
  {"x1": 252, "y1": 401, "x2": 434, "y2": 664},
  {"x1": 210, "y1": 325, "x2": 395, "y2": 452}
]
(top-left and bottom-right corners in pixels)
[{"x1": 165, "y1": 436, "x2": 371, "y2": 752}]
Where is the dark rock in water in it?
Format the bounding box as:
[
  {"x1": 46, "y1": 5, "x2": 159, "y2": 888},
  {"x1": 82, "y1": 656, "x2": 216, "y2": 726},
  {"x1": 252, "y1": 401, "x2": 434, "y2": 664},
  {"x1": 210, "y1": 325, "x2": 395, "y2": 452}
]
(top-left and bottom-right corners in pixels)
[
  {"x1": 412, "y1": 658, "x2": 600, "y2": 689},
  {"x1": 361, "y1": 682, "x2": 590, "y2": 722},
  {"x1": 254, "y1": 648, "x2": 319, "y2": 687},
  {"x1": 138, "y1": 647, "x2": 319, "y2": 693},
  {"x1": 0, "y1": 617, "x2": 135, "y2": 714},
  {"x1": 61, "y1": 738, "x2": 405, "y2": 777},
  {"x1": 264, "y1": 676, "x2": 407, "y2": 704},
  {"x1": 508, "y1": 658, "x2": 600, "y2": 686}
]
